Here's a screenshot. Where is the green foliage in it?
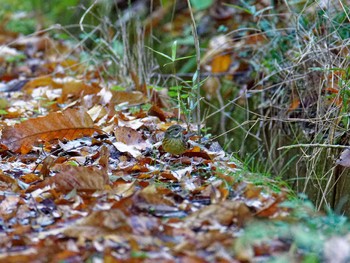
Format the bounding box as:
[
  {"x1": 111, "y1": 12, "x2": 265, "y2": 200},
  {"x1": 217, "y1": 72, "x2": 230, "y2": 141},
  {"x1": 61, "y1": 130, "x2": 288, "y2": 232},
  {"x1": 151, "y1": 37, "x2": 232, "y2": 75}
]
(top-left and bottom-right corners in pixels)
[
  {"x1": 190, "y1": 0, "x2": 213, "y2": 10},
  {"x1": 6, "y1": 18, "x2": 37, "y2": 34},
  {"x1": 5, "y1": 53, "x2": 26, "y2": 63},
  {"x1": 147, "y1": 41, "x2": 195, "y2": 67},
  {"x1": 110, "y1": 85, "x2": 126, "y2": 92},
  {"x1": 1, "y1": 0, "x2": 81, "y2": 31},
  {"x1": 130, "y1": 250, "x2": 148, "y2": 259}
]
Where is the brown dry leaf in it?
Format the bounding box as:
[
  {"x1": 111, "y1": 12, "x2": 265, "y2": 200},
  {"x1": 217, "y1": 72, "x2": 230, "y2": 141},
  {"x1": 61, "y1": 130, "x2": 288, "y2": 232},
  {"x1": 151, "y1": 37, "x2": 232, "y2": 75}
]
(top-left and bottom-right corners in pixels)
[
  {"x1": 58, "y1": 58, "x2": 82, "y2": 72},
  {"x1": 324, "y1": 90, "x2": 343, "y2": 107},
  {"x1": 0, "y1": 252, "x2": 39, "y2": 263},
  {"x1": 186, "y1": 200, "x2": 251, "y2": 227},
  {"x1": 183, "y1": 146, "x2": 211, "y2": 160},
  {"x1": 114, "y1": 126, "x2": 149, "y2": 150},
  {"x1": 160, "y1": 171, "x2": 179, "y2": 181},
  {"x1": 256, "y1": 194, "x2": 286, "y2": 218},
  {"x1": 287, "y1": 97, "x2": 300, "y2": 113},
  {"x1": 12, "y1": 35, "x2": 54, "y2": 52},
  {"x1": 23, "y1": 76, "x2": 100, "y2": 101},
  {"x1": 132, "y1": 185, "x2": 181, "y2": 216},
  {"x1": 52, "y1": 251, "x2": 81, "y2": 263},
  {"x1": 149, "y1": 86, "x2": 173, "y2": 109},
  {"x1": 39, "y1": 156, "x2": 56, "y2": 177},
  {"x1": 113, "y1": 126, "x2": 151, "y2": 158},
  {"x1": 244, "y1": 33, "x2": 267, "y2": 45},
  {"x1": 148, "y1": 104, "x2": 172, "y2": 121},
  {"x1": 136, "y1": 185, "x2": 175, "y2": 206},
  {"x1": 0, "y1": 171, "x2": 16, "y2": 185},
  {"x1": 0, "y1": 108, "x2": 99, "y2": 154},
  {"x1": 215, "y1": 172, "x2": 235, "y2": 185},
  {"x1": 112, "y1": 182, "x2": 136, "y2": 198},
  {"x1": 34, "y1": 164, "x2": 109, "y2": 191},
  {"x1": 174, "y1": 231, "x2": 233, "y2": 258},
  {"x1": 244, "y1": 183, "x2": 262, "y2": 199},
  {"x1": 98, "y1": 145, "x2": 109, "y2": 169},
  {"x1": 63, "y1": 209, "x2": 132, "y2": 240},
  {"x1": 111, "y1": 90, "x2": 148, "y2": 106},
  {"x1": 20, "y1": 173, "x2": 41, "y2": 184},
  {"x1": 60, "y1": 80, "x2": 100, "y2": 101},
  {"x1": 170, "y1": 166, "x2": 192, "y2": 181},
  {"x1": 23, "y1": 76, "x2": 58, "y2": 93}
]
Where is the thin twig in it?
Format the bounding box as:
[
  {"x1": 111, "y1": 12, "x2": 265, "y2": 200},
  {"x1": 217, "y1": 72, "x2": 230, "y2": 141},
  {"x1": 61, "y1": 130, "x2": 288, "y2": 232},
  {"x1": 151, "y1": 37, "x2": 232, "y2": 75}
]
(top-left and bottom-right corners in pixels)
[
  {"x1": 278, "y1": 143, "x2": 349, "y2": 151},
  {"x1": 186, "y1": 0, "x2": 201, "y2": 137},
  {"x1": 79, "y1": 0, "x2": 97, "y2": 32}
]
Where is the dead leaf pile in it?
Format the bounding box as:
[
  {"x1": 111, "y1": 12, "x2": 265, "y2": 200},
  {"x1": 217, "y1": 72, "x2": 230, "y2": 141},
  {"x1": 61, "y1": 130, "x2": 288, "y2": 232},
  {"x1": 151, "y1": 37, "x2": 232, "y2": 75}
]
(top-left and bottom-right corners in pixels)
[{"x1": 0, "y1": 17, "x2": 338, "y2": 263}]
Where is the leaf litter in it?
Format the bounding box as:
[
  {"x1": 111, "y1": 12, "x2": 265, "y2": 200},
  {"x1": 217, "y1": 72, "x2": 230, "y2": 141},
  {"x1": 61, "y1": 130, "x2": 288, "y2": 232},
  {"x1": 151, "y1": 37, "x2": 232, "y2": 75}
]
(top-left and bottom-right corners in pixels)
[{"x1": 0, "y1": 22, "x2": 340, "y2": 263}]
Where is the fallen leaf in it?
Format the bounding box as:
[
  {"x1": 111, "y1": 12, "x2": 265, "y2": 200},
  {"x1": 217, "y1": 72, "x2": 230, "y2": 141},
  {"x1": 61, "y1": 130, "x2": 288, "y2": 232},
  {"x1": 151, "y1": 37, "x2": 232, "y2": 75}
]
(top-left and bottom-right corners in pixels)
[
  {"x1": 114, "y1": 126, "x2": 150, "y2": 150},
  {"x1": 32, "y1": 164, "x2": 109, "y2": 191},
  {"x1": 186, "y1": 200, "x2": 251, "y2": 227},
  {"x1": 287, "y1": 97, "x2": 300, "y2": 113},
  {"x1": 112, "y1": 141, "x2": 142, "y2": 158},
  {"x1": 148, "y1": 104, "x2": 172, "y2": 121},
  {"x1": 211, "y1": 54, "x2": 232, "y2": 73},
  {"x1": 111, "y1": 90, "x2": 148, "y2": 106},
  {"x1": 0, "y1": 108, "x2": 100, "y2": 153}
]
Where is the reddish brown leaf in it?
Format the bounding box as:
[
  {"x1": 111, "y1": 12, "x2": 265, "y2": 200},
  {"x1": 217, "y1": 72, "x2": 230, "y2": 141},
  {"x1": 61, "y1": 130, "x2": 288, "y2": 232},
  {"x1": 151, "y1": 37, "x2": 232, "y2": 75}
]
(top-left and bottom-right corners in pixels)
[
  {"x1": 32, "y1": 164, "x2": 109, "y2": 191},
  {"x1": 148, "y1": 104, "x2": 171, "y2": 121},
  {"x1": 256, "y1": 195, "x2": 286, "y2": 218},
  {"x1": 60, "y1": 81, "x2": 101, "y2": 101},
  {"x1": 0, "y1": 108, "x2": 100, "y2": 154},
  {"x1": 324, "y1": 87, "x2": 339, "y2": 94},
  {"x1": 110, "y1": 90, "x2": 148, "y2": 106},
  {"x1": 287, "y1": 97, "x2": 300, "y2": 113},
  {"x1": 20, "y1": 173, "x2": 41, "y2": 184},
  {"x1": 39, "y1": 156, "x2": 56, "y2": 177},
  {"x1": 183, "y1": 146, "x2": 212, "y2": 160},
  {"x1": 22, "y1": 76, "x2": 58, "y2": 93},
  {"x1": 244, "y1": 33, "x2": 267, "y2": 45}
]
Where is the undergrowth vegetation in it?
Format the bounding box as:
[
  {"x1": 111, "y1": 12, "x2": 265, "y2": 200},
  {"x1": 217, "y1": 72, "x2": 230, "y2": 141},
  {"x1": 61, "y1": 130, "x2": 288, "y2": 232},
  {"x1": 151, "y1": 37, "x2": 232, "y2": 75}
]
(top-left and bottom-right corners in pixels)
[
  {"x1": 3, "y1": 0, "x2": 350, "y2": 211},
  {"x1": 2, "y1": 0, "x2": 350, "y2": 261}
]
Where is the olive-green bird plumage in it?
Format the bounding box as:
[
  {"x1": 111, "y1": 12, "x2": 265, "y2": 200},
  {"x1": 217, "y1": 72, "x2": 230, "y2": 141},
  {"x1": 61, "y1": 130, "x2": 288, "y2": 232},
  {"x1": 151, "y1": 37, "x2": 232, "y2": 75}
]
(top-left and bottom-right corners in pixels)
[{"x1": 162, "y1": 124, "x2": 187, "y2": 155}]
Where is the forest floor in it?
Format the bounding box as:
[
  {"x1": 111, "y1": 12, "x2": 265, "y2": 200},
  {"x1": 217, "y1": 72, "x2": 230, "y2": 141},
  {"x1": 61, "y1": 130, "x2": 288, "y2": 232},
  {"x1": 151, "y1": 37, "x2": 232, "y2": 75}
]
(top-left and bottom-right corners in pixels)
[{"x1": 1, "y1": 2, "x2": 350, "y2": 262}]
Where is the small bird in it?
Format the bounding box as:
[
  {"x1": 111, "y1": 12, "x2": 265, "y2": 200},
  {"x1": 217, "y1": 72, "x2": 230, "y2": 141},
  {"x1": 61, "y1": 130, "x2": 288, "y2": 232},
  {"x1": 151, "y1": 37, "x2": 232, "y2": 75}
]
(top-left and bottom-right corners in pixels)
[{"x1": 162, "y1": 124, "x2": 188, "y2": 155}]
